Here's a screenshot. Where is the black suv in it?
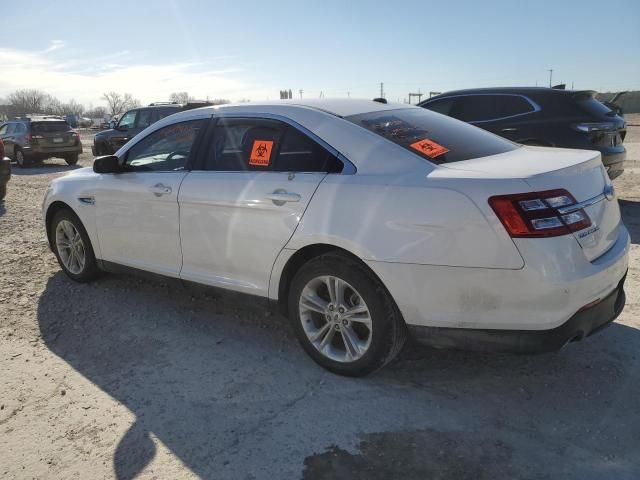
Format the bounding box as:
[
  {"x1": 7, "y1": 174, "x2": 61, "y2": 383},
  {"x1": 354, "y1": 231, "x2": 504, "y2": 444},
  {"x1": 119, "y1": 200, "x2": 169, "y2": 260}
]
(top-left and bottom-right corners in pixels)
[
  {"x1": 93, "y1": 102, "x2": 210, "y2": 155},
  {"x1": 419, "y1": 88, "x2": 626, "y2": 179},
  {"x1": 0, "y1": 117, "x2": 83, "y2": 168}
]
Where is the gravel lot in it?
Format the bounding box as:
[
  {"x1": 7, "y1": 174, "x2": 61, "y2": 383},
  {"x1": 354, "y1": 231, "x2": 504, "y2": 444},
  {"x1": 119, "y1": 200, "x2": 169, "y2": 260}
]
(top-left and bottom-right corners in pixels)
[{"x1": 1, "y1": 121, "x2": 639, "y2": 479}]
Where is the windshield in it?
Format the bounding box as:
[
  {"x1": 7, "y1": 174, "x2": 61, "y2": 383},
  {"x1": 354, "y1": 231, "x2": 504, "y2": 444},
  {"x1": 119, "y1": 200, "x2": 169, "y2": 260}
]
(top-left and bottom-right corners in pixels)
[
  {"x1": 31, "y1": 121, "x2": 70, "y2": 133},
  {"x1": 346, "y1": 108, "x2": 518, "y2": 164}
]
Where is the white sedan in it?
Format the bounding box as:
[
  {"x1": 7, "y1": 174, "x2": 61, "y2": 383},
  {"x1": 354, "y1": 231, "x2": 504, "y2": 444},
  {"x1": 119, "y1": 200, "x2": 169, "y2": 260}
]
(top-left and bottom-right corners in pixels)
[{"x1": 43, "y1": 99, "x2": 629, "y2": 376}]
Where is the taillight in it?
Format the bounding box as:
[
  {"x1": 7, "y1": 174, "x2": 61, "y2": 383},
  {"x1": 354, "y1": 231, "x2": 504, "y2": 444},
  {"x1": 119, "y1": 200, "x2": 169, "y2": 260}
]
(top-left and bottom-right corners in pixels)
[
  {"x1": 489, "y1": 189, "x2": 591, "y2": 238},
  {"x1": 572, "y1": 122, "x2": 615, "y2": 133}
]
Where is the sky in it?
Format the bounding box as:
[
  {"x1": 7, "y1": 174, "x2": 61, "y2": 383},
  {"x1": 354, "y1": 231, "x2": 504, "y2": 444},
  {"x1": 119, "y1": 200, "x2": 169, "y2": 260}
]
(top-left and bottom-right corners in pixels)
[{"x1": 0, "y1": 0, "x2": 638, "y2": 108}]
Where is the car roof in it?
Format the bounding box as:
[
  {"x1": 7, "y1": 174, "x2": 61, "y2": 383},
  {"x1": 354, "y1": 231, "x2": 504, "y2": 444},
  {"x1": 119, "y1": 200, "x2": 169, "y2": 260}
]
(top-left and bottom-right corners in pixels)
[
  {"x1": 423, "y1": 87, "x2": 595, "y2": 102},
  {"x1": 212, "y1": 98, "x2": 406, "y2": 118}
]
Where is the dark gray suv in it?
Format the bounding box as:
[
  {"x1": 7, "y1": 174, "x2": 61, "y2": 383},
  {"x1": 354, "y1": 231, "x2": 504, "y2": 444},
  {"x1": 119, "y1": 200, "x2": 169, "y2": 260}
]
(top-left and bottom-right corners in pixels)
[
  {"x1": 0, "y1": 118, "x2": 83, "y2": 168},
  {"x1": 92, "y1": 102, "x2": 213, "y2": 156}
]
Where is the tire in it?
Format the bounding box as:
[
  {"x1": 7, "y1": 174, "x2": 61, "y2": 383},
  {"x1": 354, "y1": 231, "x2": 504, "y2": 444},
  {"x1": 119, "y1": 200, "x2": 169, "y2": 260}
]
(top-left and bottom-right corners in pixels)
[
  {"x1": 15, "y1": 148, "x2": 29, "y2": 168},
  {"x1": 65, "y1": 154, "x2": 79, "y2": 165},
  {"x1": 288, "y1": 253, "x2": 407, "y2": 376},
  {"x1": 50, "y1": 209, "x2": 99, "y2": 282},
  {"x1": 0, "y1": 183, "x2": 5, "y2": 201}
]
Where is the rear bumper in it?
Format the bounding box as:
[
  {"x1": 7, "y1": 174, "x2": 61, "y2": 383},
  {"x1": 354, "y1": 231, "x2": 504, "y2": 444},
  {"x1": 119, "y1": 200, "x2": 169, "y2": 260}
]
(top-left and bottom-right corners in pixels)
[
  {"x1": 365, "y1": 225, "x2": 630, "y2": 332},
  {"x1": 408, "y1": 272, "x2": 626, "y2": 353},
  {"x1": 24, "y1": 144, "x2": 83, "y2": 158}
]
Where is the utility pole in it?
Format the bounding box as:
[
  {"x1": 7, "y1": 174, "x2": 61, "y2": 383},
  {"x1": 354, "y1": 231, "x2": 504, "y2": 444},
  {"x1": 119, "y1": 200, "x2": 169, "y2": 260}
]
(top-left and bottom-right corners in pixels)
[
  {"x1": 379, "y1": 82, "x2": 384, "y2": 99},
  {"x1": 548, "y1": 69, "x2": 553, "y2": 88},
  {"x1": 299, "y1": 89, "x2": 303, "y2": 99},
  {"x1": 347, "y1": 91, "x2": 350, "y2": 98}
]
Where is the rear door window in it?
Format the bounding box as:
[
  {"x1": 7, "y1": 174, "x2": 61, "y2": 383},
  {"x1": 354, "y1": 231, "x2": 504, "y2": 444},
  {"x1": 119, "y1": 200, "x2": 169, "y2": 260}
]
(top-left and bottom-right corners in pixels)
[
  {"x1": 452, "y1": 95, "x2": 503, "y2": 122},
  {"x1": 500, "y1": 96, "x2": 535, "y2": 117},
  {"x1": 204, "y1": 118, "x2": 283, "y2": 171},
  {"x1": 346, "y1": 108, "x2": 518, "y2": 164},
  {"x1": 275, "y1": 126, "x2": 342, "y2": 172}
]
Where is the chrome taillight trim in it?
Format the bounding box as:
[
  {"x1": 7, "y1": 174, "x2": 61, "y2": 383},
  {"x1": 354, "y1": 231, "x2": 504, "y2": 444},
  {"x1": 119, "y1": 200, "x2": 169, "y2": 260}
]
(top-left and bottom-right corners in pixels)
[{"x1": 556, "y1": 192, "x2": 606, "y2": 215}]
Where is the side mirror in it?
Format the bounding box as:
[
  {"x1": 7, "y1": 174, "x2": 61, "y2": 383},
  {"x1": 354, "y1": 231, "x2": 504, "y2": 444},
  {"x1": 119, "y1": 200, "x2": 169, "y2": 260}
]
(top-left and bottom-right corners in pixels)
[
  {"x1": 93, "y1": 155, "x2": 122, "y2": 174},
  {"x1": 116, "y1": 123, "x2": 128, "y2": 131},
  {"x1": 108, "y1": 120, "x2": 116, "y2": 129}
]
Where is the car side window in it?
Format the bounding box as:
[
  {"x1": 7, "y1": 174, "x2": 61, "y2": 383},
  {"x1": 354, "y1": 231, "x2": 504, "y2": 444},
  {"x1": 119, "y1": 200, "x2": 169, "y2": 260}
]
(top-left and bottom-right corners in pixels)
[
  {"x1": 6, "y1": 124, "x2": 16, "y2": 134},
  {"x1": 276, "y1": 127, "x2": 342, "y2": 173},
  {"x1": 16, "y1": 123, "x2": 27, "y2": 133},
  {"x1": 118, "y1": 110, "x2": 137, "y2": 130},
  {"x1": 204, "y1": 118, "x2": 283, "y2": 171},
  {"x1": 452, "y1": 95, "x2": 503, "y2": 122},
  {"x1": 0, "y1": 124, "x2": 8, "y2": 135},
  {"x1": 423, "y1": 98, "x2": 456, "y2": 116},
  {"x1": 123, "y1": 119, "x2": 205, "y2": 172},
  {"x1": 501, "y1": 96, "x2": 535, "y2": 117},
  {"x1": 136, "y1": 109, "x2": 154, "y2": 129}
]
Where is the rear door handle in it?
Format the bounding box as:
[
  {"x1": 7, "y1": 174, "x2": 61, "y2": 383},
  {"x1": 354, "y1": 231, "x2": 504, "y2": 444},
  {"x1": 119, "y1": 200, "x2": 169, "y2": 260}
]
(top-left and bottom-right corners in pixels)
[
  {"x1": 265, "y1": 191, "x2": 301, "y2": 205},
  {"x1": 150, "y1": 183, "x2": 172, "y2": 197},
  {"x1": 501, "y1": 128, "x2": 519, "y2": 133}
]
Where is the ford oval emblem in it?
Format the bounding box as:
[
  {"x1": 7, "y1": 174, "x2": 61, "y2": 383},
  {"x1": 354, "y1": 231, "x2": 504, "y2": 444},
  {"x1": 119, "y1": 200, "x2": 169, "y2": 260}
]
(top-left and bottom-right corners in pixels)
[{"x1": 604, "y1": 184, "x2": 615, "y2": 201}]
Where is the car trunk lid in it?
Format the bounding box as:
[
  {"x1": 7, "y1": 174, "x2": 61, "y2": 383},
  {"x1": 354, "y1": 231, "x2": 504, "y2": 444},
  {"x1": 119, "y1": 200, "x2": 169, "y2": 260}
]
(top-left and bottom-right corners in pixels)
[{"x1": 442, "y1": 146, "x2": 621, "y2": 262}]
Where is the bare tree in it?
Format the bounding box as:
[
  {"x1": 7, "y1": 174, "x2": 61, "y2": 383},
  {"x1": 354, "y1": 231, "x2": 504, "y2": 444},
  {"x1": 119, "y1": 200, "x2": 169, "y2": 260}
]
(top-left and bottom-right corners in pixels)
[
  {"x1": 85, "y1": 106, "x2": 108, "y2": 119},
  {"x1": 7, "y1": 89, "x2": 52, "y2": 115},
  {"x1": 210, "y1": 98, "x2": 231, "y2": 105},
  {"x1": 102, "y1": 92, "x2": 141, "y2": 116},
  {"x1": 169, "y1": 91, "x2": 193, "y2": 104},
  {"x1": 61, "y1": 99, "x2": 85, "y2": 117}
]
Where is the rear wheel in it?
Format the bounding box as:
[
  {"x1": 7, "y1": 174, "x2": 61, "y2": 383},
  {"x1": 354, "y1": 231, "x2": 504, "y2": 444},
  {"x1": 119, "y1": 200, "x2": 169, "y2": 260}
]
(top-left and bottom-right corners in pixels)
[
  {"x1": 50, "y1": 209, "x2": 99, "y2": 282},
  {"x1": 65, "y1": 154, "x2": 79, "y2": 165},
  {"x1": 15, "y1": 148, "x2": 28, "y2": 168},
  {"x1": 288, "y1": 253, "x2": 407, "y2": 376}
]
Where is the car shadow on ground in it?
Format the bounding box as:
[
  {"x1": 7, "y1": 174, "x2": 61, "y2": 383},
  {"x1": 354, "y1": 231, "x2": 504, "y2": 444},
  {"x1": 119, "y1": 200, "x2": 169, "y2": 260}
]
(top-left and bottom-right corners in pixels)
[
  {"x1": 620, "y1": 199, "x2": 640, "y2": 244},
  {"x1": 37, "y1": 271, "x2": 640, "y2": 480},
  {"x1": 10, "y1": 162, "x2": 81, "y2": 176},
  {"x1": 0, "y1": 201, "x2": 5, "y2": 217}
]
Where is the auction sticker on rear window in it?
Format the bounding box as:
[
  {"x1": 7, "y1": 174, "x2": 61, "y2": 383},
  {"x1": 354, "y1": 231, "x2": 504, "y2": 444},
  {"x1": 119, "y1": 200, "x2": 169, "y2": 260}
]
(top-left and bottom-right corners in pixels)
[
  {"x1": 409, "y1": 138, "x2": 450, "y2": 159},
  {"x1": 249, "y1": 140, "x2": 274, "y2": 166}
]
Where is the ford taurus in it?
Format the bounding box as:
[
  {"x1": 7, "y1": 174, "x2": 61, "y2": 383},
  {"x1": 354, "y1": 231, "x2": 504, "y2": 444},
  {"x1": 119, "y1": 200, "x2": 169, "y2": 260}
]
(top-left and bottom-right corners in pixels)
[{"x1": 42, "y1": 99, "x2": 629, "y2": 376}]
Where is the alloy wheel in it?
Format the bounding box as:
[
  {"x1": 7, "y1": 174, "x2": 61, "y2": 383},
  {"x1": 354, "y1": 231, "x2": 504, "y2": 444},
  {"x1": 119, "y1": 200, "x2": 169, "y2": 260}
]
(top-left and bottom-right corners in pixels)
[
  {"x1": 55, "y1": 220, "x2": 86, "y2": 275},
  {"x1": 298, "y1": 275, "x2": 373, "y2": 362}
]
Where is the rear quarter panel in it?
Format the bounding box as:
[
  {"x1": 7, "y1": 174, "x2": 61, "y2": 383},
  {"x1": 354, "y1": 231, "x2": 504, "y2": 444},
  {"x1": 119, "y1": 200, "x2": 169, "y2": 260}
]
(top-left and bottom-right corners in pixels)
[{"x1": 288, "y1": 172, "x2": 526, "y2": 269}]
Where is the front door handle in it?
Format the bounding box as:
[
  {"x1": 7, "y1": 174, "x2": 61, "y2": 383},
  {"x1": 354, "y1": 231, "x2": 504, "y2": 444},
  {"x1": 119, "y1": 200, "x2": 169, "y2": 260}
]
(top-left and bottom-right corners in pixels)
[
  {"x1": 265, "y1": 190, "x2": 301, "y2": 206},
  {"x1": 501, "y1": 127, "x2": 519, "y2": 133},
  {"x1": 150, "y1": 183, "x2": 172, "y2": 197}
]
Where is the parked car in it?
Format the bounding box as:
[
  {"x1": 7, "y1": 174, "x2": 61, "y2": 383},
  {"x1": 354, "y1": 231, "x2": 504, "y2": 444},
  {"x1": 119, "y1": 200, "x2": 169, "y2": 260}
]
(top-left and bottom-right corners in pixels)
[
  {"x1": 419, "y1": 88, "x2": 627, "y2": 180},
  {"x1": 43, "y1": 99, "x2": 628, "y2": 376},
  {"x1": 0, "y1": 118, "x2": 83, "y2": 168},
  {"x1": 0, "y1": 138, "x2": 10, "y2": 200},
  {"x1": 92, "y1": 102, "x2": 210, "y2": 155}
]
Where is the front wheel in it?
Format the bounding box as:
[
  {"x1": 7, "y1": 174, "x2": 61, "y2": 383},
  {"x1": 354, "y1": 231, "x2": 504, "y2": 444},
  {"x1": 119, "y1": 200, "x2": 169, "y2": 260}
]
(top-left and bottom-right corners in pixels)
[
  {"x1": 51, "y1": 209, "x2": 99, "y2": 282},
  {"x1": 288, "y1": 253, "x2": 407, "y2": 376}
]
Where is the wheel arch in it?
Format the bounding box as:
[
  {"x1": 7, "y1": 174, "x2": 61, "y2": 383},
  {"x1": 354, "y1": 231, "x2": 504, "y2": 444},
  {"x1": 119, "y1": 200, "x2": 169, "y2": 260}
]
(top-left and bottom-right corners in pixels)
[
  {"x1": 275, "y1": 243, "x2": 397, "y2": 318},
  {"x1": 45, "y1": 201, "x2": 75, "y2": 250}
]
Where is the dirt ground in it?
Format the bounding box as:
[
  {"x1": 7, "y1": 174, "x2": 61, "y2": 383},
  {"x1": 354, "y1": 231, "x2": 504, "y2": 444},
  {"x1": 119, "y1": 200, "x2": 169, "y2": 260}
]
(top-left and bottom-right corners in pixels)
[{"x1": 1, "y1": 119, "x2": 639, "y2": 480}]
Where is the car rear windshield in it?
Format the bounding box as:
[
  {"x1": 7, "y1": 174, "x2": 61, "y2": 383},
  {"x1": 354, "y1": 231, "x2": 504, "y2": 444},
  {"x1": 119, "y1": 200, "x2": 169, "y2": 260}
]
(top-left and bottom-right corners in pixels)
[
  {"x1": 31, "y1": 121, "x2": 71, "y2": 133},
  {"x1": 574, "y1": 95, "x2": 615, "y2": 118},
  {"x1": 346, "y1": 108, "x2": 518, "y2": 164}
]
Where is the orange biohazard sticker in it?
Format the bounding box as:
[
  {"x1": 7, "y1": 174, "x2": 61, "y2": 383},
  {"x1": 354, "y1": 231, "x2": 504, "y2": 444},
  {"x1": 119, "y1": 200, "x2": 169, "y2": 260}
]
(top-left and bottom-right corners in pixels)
[
  {"x1": 409, "y1": 138, "x2": 450, "y2": 159},
  {"x1": 249, "y1": 140, "x2": 274, "y2": 166}
]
